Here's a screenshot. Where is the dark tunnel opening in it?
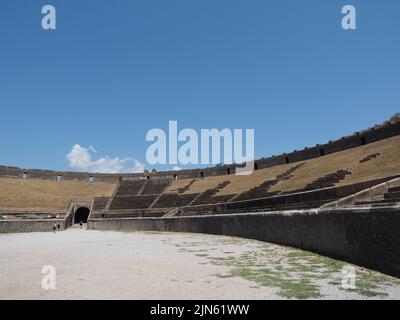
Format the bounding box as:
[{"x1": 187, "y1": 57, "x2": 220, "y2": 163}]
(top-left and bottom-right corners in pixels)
[{"x1": 74, "y1": 207, "x2": 90, "y2": 224}]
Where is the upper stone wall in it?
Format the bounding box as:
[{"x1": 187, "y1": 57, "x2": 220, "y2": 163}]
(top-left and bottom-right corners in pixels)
[{"x1": 1, "y1": 118, "x2": 399, "y2": 182}]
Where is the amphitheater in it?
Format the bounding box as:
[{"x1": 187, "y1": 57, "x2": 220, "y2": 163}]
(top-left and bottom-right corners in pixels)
[{"x1": 1, "y1": 117, "x2": 400, "y2": 299}]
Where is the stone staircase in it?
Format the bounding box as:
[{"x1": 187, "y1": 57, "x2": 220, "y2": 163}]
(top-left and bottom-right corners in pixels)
[{"x1": 355, "y1": 186, "x2": 400, "y2": 208}]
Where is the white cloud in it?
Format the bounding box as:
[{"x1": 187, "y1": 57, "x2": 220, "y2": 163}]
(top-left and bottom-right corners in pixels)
[
  {"x1": 172, "y1": 165, "x2": 182, "y2": 171},
  {"x1": 67, "y1": 144, "x2": 145, "y2": 173}
]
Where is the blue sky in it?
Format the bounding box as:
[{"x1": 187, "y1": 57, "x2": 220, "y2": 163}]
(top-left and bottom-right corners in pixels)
[{"x1": 0, "y1": 1, "x2": 399, "y2": 172}]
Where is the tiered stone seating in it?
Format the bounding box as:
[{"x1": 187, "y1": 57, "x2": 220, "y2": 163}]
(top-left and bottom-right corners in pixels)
[
  {"x1": 192, "y1": 181, "x2": 234, "y2": 205},
  {"x1": 234, "y1": 179, "x2": 277, "y2": 201},
  {"x1": 109, "y1": 195, "x2": 158, "y2": 210},
  {"x1": 104, "y1": 178, "x2": 173, "y2": 211},
  {"x1": 153, "y1": 180, "x2": 235, "y2": 208},
  {"x1": 235, "y1": 163, "x2": 304, "y2": 201},
  {"x1": 356, "y1": 186, "x2": 400, "y2": 207},
  {"x1": 174, "y1": 178, "x2": 394, "y2": 217},
  {"x1": 92, "y1": 197, "x2": 109, "y2": 211},
  {"x1": 176, "y1": 200, "x2": 331, "y2": 217},
  {"x1": 175, "y1": 180, "x2": 196, "y2": 193},
  {"x1": 359, "y1": 153, "x2": 381, "y2": 163},
  {"x1": 153, "y1": 193, "x2": 198, "y2": 208},
  {"x1": 115, "y1": 179, "x2": 146, "y2": 196},
  {"x1": 384, "y1": 186, "x2": 400, "y2": 199},
  {"x1": 141, "y1": 178, "x2": 172, "y2": 195},
  {"x1": 301, "y1": 170, "x2": 352, "y2": 191}
]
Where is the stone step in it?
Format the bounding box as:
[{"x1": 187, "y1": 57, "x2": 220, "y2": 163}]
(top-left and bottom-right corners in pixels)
[
  {"x1": 388, "y1": 186, "x2": 400, "y2": 193},
  {"x1": 384, "y1": 191, "x2": 400, "y2": 199},
  {"x1": 356, "y1": 198, "x2": 400, "y2": 206}
]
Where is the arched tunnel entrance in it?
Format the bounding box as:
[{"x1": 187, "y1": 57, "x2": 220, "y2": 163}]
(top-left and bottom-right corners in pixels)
[{"x1": 74, "y1": 207, "x2": 90, "y2": 224}]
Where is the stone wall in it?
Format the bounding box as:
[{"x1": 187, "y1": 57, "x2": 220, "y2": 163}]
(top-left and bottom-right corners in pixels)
[
  {"x1": 88, "y1": 207, "x2": 400, "y2": 278},
  {"x1": 0, "y1": 219, "x2": 65, "y2": 233}
]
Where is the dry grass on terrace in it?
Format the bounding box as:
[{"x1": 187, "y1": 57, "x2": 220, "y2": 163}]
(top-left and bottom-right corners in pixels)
[
  {"x1": 215, "y1": 163, "x2": 297, "y2": 196},
  {"x1": 166, "y1": 135, "x2": 400, "y2": 197},
  {"x1": 269, "y1": 135, "x2": 400, "y2": 193},
  {"x1": 165, "y1": 178, "x2": 194, "y2": 193},
  {"x1": 166, "y1": 163, "x2": 295, "y2": 196},
  {"x1": 0, "y1": 178, "x2": 116, "y2": 213}
]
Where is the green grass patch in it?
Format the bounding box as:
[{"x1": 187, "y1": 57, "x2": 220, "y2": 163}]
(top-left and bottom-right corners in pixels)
[{"x1": 167, "y1": 235, "x2": 400, "y2": 299}]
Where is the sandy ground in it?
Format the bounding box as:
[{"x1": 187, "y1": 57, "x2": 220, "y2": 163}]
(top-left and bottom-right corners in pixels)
[{"x1": 1, "y1": 227, "x2": 399, "y2": 300}]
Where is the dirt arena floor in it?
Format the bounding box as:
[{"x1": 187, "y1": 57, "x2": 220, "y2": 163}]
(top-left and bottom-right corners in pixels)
[{"x1": 1, "y1": 227, "x2": 400, "y2": 300}]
